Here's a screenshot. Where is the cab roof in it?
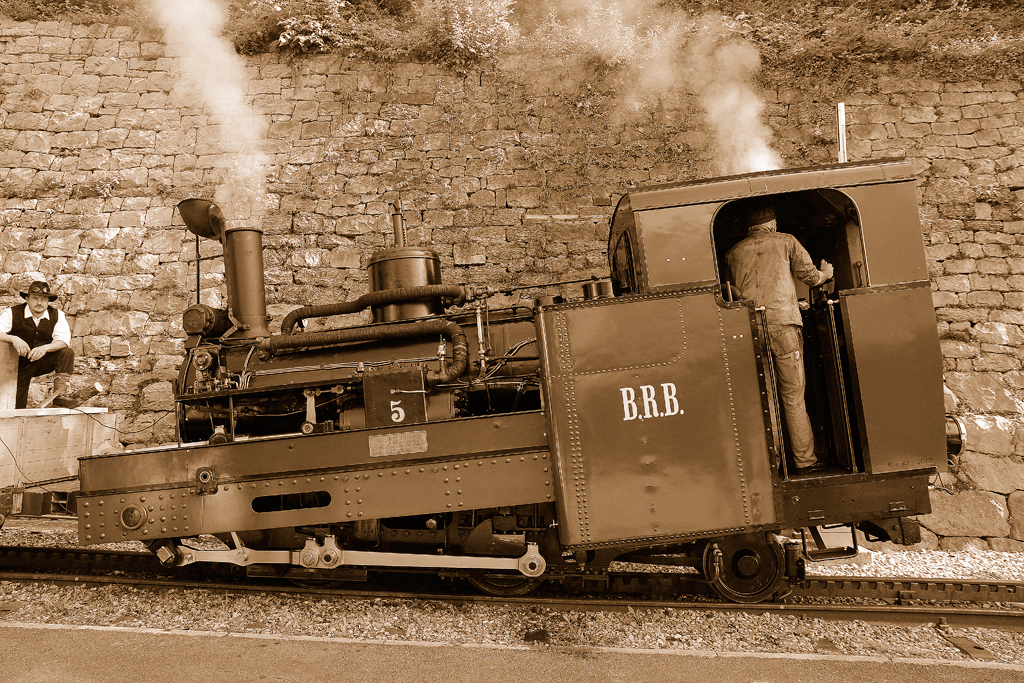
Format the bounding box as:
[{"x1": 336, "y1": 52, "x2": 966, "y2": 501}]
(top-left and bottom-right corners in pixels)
[{"x1": 624, "y1": 158, "x2": 915, "y2": 212}]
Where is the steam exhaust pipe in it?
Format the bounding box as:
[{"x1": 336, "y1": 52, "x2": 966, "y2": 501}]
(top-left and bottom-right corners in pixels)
[{"x1": 177, "y1": 199, "x2": 272, "y2": 339}]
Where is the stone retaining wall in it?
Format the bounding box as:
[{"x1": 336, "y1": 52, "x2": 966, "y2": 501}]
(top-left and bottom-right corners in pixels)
[{"x1": 1, "y1": 19, "x2": 1023, "y2": 550}]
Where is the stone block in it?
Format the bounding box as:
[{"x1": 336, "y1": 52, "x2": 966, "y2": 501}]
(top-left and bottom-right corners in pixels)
[
  {"x1": 902, "y1": 106, "x2": 937, "y2": 123},
  {"x1": 64, "y1": 74, "x2": 100, "y2": 97},
  {"x1": 930, "y1": 158, "x2": 969, "y2": 176},
  {"x1": 962, "y1": 104, "x2": 987, "y2": 119},
  {"x1": 998, "y1": 168, "x2": 1024, "y2": 187},
  {"x1": 918, "y1": 488, "x2": 1009, "y2": 537},
  {"x1": 959, "y1": 453, "x2": 1024, "y2": 494},
  {"x1": 973, "y1": 129, "x2": 1003, "y2": 147},
  {"x1": 934, "y1": 274, "x2": 970, "y2": 292},
  {"x1": 140, "y1": 381, "x2": 174, "y2": 411},
  {"x1": 469, "y1": 190, "x2": 495, "y2": 207},
  {"x1": 3, "y1": 251, "x2": 43, "y2": 273},
  {"x1": 944, "y1": 372, "x2": 1017, "y2": 412},
  {"x1": 454, "y1": 242, "x2": 485, "y2": 265},
  {"x1": 81, "y1": 334, "x2": 111, "y2": 357},
  {"x1": 286, "y1": 248, "x2": 328, "y2": 269},
  {"x1": 345, "y1": 176, "x2": 379, "y2": 195},
  {"x1": 43, "y1": 231, "x2": 81, "y2": 257},
  {"x1": 78, "y1": 228, "x2": 116, "y2": 252},
  {"x1": 1010, "y1": 491, "x2": 1024, "y2": 540},
  {"x1": 329, "y1": 247, "x2": 360, "y2": 269},
  {"x1": 943, "y1": 259, "x2": 976, "y2": 274},
  {"x1": 401, "y1": 93, "x2": 434, "y2": 106},
  {"x1": 854, "y1": 105, "x2": 901, "y2": 124},
  {"x1": 84, "y1": 56, "x2": 126, "y2": 77},
  {"x1": 964, "y1": 415, "x2": 1016, "y2": 455},
  {"x1": 974, "y1": 322, "x2": 1023, "y2": 345},
  {"x1": 506, "y1": 187, "x2": 544, "y2": 209},
  {"x1": 987, "y1": 537, "x2": 1024, "y2": 551},
  {"x1": 966, "y1": 290, "x2": 1002, "y2": 307},
  {"x1": 926, "y1": 178, "x2": 977, "y2": 204},
  {"x1": 938, "y1": 536, "x2": 990, "y2": 552},
  {"x1": 152, "y1": 262, "x2": 187, "y2": 289}
]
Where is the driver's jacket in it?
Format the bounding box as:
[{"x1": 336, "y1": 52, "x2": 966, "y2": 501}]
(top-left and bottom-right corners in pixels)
[{"x1": 724, "y1": 226, "x2": 829, "y2": 327}]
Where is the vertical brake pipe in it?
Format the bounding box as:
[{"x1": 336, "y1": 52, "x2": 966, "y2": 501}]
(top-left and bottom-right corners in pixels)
[
  {"x1": 475, "y1": 302, "x2": 487, "y2": 376},
  {"x1": 195, "y1": 234, "x2": 201, "y2": 304}
]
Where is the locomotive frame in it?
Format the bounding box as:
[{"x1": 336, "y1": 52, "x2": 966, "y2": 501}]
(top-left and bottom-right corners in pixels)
[{"x1": 75, "y1": 157, "x2": 948, "y2": 602}]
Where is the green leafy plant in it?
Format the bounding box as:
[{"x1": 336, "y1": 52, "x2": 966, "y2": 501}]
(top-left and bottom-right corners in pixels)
[
  {"x1": 3, "y1": 0, "x2": 1021, "y2": 79},
  {"x1": 227, "y1": 0, "x2": 408, "y2": 58},
  {"x1": 409, "y1": 0, "x2": 517, "y2": 68},
  {"x1": 0, "y1": 0, "x2": 143, "y2": 23}
]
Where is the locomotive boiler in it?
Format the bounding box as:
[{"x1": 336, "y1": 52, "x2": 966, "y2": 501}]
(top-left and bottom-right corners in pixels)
[{"x1": 75, "y1": 158, "x2": 949, "y2": 602}]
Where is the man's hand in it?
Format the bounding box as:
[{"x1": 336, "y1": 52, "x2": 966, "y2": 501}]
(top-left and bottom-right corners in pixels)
[
  {"x1": 819, "y1": 260, "x2": 834, "y2": 283},
  {"x1": 8, "y1": 337, "x2": 30, "y2": 358},
  {"x1": 26, "y1": 345, "x2": 48, "y2": 362}
]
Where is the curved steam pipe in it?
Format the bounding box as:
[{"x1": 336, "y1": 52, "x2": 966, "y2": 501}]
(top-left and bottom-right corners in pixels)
[
  {"x1": 257, "y1": 318, "x2": 469, "y2": 386},
  {"x1": 280, "y1": 285, "x2": 468, "y2": 335}
]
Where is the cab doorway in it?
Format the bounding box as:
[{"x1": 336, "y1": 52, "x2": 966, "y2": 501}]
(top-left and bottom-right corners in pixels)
[{"x1": 712, "y1": 190, "x2": 867, "y2": 477}]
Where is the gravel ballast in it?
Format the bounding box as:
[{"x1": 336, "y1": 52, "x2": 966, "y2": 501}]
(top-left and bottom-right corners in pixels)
[{"x1": 1, "y1": 518, "x2": 1023, "y2": 665}]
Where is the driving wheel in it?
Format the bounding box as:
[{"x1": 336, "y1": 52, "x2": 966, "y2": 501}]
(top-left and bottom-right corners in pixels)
[
  {"x1": 467, "y1": 571, "x2": 543, "y2": 597},
  {"x1": 702, "y1": 531, "x2": 785, "y2": 603}
]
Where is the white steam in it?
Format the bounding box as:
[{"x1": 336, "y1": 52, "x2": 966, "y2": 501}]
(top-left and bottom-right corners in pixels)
[
  {"x1": 146, "y1": 0, "x2": 269, "y2": 221},
  {"x1": 686, "y1": 20, "x2": 782, "y2": 175},
  {"x1": 510, "y1": 3, "x2": 782, "y2": 175}
]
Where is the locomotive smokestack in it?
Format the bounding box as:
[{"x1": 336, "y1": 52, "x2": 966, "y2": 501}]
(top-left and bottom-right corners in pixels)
[{"x1": 177, "y1": 198, "x2": 272, "y2": 339}]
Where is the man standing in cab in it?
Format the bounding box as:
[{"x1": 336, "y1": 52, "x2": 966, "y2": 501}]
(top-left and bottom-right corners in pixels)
[
  {"x1": 725, "y1": 206, "x2": 833, "y2": 475},
  {"x1": 0, "y1": 280, "x2": 77, "y2": 409}
]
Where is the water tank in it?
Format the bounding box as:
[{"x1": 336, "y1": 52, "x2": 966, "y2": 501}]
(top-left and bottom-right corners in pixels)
[{"x1": 367, "y1": 247, "x2": 443, "y2": 322}]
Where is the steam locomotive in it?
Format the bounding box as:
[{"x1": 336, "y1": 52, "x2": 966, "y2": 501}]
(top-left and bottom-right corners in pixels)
[{"x1": 76, "y1": 158, "x2": 949, "y2": 603}]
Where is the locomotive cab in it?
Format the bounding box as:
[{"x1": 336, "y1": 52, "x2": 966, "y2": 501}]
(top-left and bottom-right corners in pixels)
[
  {"x1": 596, "y1": 158, "x2": 946, "y2": 559},
  {"x1": 607, "y1": 158, "x2": 946, "y2": 477}
]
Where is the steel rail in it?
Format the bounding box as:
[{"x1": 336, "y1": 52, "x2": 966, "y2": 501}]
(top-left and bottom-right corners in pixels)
[
  {"x1": 1, "y1": 568, "x2": 1022, "y2": 633},
  {"x1": 1, "y1": 545, "x2": 1022, "y2": 632}
]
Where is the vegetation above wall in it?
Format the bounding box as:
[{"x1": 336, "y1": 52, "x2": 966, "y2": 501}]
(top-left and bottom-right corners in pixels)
[{"x1": 1, "y1": 0, "x2": 1022, "y2": 81}]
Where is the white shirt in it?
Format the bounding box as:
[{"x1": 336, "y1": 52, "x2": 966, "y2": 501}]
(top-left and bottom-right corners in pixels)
[{"x1": 0, "y1": 305, "x2": 71, "y2": 346}]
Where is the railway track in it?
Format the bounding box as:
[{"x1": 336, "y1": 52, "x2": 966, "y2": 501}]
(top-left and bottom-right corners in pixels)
[{"x1": 1, "y1": 545, "x2": 1022, "y2": 632}]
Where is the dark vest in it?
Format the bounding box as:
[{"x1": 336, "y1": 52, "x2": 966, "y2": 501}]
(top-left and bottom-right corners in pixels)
[{"x1": 9, "y1": 303, "x2": 58, "y2": 348}]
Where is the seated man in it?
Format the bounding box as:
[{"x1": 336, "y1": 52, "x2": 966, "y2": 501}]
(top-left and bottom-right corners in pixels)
[{"x1": 0, "y1": 281, "x2": 77, "y2": 409}]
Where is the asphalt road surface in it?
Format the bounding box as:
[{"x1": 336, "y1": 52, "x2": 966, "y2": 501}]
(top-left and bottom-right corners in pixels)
[{"x1": 1, "y1": 623, "x2": 1021, "y2": 683}]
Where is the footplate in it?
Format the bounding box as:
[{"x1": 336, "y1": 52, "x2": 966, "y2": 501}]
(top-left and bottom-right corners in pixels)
[
  {"x1": 800, "y1": 524, "x2": 859, "y2": 562},
  {"x1": 77, "y1": 412, "x2": 552, "y2": 544}
]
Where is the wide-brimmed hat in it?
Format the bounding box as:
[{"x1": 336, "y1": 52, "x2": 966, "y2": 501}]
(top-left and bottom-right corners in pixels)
[{"x1": 20, "y1": 281, "x2": 58, "y2": 301}]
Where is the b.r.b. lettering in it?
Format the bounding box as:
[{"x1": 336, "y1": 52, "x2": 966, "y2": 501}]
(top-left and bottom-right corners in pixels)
[{"x1": 620, "y1": 383, "x2": 682, "y2": 421}]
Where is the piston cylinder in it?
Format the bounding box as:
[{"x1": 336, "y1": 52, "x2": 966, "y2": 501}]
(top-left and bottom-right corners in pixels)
[{"x1": 367, "y1": 247, "x2": 443, "y2": 322}]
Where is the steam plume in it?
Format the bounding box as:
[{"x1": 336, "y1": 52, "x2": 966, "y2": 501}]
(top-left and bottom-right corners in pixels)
[
  {"x1": 508, "y1": 3, "x2": 782, "y2": 175},
  {"x1": 145, "y1": 0, "x2": 269, "y2": 221},
  {"x1": 685, "y1": 19, "x2": 782, "y2": 175}
]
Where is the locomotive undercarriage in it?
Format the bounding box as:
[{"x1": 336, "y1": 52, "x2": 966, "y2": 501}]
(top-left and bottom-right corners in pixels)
[{"x1": 147, "y1": 510, "x2": 800, "y2": 601}]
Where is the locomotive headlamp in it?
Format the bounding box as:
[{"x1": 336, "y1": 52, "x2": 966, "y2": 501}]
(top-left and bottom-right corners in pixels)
[{"x1": 177, "y1": 198, "x2": 224, "y2": 241}]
